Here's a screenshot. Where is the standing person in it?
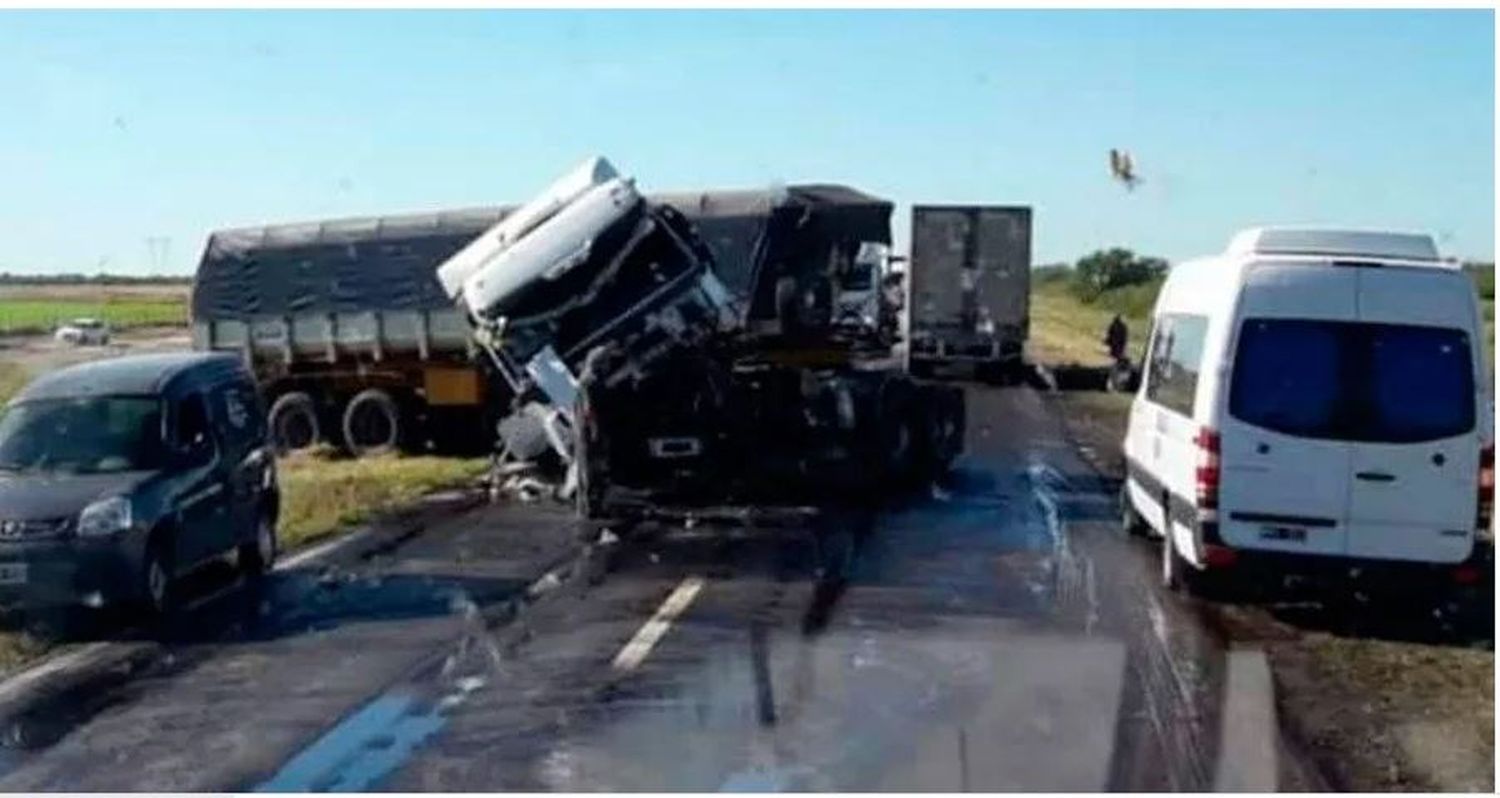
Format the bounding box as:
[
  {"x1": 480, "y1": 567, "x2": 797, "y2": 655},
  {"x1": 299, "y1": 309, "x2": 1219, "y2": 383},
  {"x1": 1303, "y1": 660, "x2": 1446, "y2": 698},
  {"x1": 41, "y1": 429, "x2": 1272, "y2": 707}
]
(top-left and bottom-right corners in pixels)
[{"x1": 1105, "y1": 314, "x2": 1129, "y2": 362}]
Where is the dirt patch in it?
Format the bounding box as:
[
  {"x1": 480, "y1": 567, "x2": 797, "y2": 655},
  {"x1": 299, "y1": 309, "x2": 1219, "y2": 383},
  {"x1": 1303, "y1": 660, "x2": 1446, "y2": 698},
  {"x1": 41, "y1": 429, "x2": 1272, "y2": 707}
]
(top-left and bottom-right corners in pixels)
[
  {"x1": 0, "y1": 327, "x2": 191, "y2": 382},
  {"x1": 1047, "y1": 391, "x2": 1495, "y2": 792}
]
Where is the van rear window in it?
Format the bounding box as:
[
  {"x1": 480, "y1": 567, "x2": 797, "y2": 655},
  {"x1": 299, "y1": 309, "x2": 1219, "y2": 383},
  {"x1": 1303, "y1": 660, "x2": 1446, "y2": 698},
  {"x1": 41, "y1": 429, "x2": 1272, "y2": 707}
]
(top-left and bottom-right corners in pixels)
[{"x1": 1229, "y1": 319, "x2": 1475, "y2": 443}]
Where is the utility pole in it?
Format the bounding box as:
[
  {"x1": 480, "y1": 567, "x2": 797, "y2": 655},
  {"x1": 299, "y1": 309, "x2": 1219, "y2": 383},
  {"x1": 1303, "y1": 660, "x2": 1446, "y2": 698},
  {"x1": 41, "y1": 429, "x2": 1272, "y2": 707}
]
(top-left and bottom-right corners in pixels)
[{"x1": 145, "y1": 236, "x2": 171, "y2": 276}]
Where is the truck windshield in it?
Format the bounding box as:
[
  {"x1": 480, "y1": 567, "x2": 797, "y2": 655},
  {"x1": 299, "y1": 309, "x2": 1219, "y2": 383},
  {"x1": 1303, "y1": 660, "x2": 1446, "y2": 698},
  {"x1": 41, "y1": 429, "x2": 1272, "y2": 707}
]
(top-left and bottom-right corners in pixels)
[
  {"x1": 841, "y1": 262, "x2": 875, "y2": 291},
  {"x1": 0, "y1": 396, "x2": 166, "y2": 475},
  {"x1": 1229, "y1": 318, "x2": 1475, "y2": 443}
]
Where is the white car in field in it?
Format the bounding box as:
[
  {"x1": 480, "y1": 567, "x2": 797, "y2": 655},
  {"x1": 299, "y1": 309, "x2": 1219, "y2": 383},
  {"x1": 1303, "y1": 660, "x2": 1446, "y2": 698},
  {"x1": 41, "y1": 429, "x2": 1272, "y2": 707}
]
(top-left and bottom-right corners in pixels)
[{"x1": 54, "y1": 318, "x2": 111, "y2": 346}]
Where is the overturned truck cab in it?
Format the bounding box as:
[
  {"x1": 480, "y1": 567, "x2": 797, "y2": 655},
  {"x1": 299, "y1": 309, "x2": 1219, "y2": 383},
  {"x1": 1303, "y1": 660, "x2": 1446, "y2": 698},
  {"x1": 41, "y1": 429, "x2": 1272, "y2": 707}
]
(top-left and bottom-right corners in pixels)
[{"x1": 439, "y1": 157, "x2": 965, "y2": 523}]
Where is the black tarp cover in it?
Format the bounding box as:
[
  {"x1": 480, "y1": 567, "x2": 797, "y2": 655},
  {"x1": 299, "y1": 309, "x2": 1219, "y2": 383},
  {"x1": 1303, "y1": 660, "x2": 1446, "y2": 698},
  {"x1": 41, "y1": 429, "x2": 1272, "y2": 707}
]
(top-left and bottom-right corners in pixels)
[{"x1": 190, "y1": 185, "x2": 893, "y2": 321}]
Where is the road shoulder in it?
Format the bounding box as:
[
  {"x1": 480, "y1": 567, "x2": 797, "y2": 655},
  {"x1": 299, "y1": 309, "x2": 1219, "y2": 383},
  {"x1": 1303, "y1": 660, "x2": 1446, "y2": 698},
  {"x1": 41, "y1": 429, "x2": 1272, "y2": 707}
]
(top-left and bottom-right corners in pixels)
[{"x1": 1046, "y1": 389, "x2": 1495, "y2": 792}]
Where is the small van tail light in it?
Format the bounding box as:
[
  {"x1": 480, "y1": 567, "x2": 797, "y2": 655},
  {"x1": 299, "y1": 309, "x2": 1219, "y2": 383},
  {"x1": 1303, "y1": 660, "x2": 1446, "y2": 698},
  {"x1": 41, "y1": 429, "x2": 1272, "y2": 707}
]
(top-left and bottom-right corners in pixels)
[
  {"x1": 1195, "y1": 427, "x2": 1221, "y2": 511},
  {"x1": 1478, "y1": 444, "x2": 1494, "y2": 531}
]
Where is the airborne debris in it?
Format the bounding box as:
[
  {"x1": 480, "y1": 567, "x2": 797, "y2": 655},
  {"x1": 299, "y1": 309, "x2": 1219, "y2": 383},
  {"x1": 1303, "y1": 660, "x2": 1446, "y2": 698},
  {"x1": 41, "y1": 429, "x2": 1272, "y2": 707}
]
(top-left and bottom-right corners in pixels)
[{"x1": 1109, "y1": 148, "x2": 1140, "y2": 190}]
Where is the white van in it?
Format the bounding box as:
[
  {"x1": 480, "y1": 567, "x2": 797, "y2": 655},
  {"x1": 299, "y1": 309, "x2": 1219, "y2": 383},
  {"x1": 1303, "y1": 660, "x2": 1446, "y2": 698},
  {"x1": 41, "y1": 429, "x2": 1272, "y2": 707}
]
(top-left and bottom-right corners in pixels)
[{"x1": 1122, "y1": 227, "x2": 1493, "y2": 593}]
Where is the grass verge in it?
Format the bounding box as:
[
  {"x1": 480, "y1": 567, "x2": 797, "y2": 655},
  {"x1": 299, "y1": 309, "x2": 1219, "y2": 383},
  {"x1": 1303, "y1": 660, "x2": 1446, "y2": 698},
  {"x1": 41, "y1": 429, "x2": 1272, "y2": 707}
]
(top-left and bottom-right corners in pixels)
[
  {"x1": 1050, "y1": 391, "x2": 1494, "y2": 791},
  {"x1": 1029, "y1": 280, "x2": 1150, "y2": 367},
  {"x1": 1031, "y1": 270, "x2": 1493, "y2": 372},
  {"x1": 0, "y1": 362, "x2": 28, "y2": 405},
  {"x1": 276, "y1": 448, "x2": 489, "y2": 551}
]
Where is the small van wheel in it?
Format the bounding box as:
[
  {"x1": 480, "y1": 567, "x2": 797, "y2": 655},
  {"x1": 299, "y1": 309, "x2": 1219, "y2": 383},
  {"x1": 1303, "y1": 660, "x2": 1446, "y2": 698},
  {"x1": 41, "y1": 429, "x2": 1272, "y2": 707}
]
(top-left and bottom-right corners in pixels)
[
  {"x1": 342, "y1": 389, "x2": 402, "y2": 457},
  {"x1": 140, "y1": 543, "x2": 174, "y2": 617},
  {"x1": 269, "y1": 392, "x2": 320, "y2": 453},
  {"x1": 239, "y1": 514, "x2": 277, "y2": 577}
]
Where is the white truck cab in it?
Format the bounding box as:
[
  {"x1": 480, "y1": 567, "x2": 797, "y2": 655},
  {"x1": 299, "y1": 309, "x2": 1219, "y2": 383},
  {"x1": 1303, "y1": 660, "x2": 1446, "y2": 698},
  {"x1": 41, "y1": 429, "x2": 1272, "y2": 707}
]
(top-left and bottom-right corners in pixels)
[{"x1": 1122, "y1": 227, "x2": 1493, "y2": 593}]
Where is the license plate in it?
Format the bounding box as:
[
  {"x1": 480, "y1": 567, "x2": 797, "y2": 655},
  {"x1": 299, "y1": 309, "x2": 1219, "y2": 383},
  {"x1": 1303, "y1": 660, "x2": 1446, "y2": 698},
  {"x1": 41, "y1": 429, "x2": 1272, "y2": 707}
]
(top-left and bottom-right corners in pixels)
[
  {"x1": 648, "y1": 437, "x2": 703, "y2": 459},
  {"x1": 1259, "y1": 526, "x2": 1308, "y2": 542},
  {"x1": 0, "y1": 564, "x2": 28, "y2": 585}
]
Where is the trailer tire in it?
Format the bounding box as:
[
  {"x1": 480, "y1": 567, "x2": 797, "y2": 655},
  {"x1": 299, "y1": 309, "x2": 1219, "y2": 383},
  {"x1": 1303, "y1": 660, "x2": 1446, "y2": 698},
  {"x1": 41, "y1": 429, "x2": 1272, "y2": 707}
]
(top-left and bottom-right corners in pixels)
[
  {"x1": 931, "y1": 388, "x2": 966, "y2": 469},
  {"x1": 342, "y1": 389, "x2": 402, "y2": 457},
  {"x1": 268, "y1": 392, "x2": 320, "y2": 453},
  {"x1": 874, "y1": 380, "x2": 918, "y2": 486}
]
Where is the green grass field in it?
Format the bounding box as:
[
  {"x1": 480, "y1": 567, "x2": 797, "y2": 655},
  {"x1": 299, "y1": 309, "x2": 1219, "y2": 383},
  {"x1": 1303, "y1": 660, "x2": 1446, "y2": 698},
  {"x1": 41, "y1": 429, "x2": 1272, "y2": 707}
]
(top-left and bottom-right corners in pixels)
[
  {"x1": 0, "y1": 298, "x2": 187, "y2": 334},
  {"x1": 1031, "y1": 271, "x2": 1495, "y2": 372},
  {"x1": 1030, "y1": 277, "x2": 1153, "y2": 367}
]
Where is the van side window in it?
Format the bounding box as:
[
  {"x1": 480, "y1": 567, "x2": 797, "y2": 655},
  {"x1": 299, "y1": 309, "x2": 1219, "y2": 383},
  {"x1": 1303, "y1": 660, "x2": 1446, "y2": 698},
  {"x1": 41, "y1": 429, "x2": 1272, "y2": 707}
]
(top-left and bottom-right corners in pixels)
[
  {"x1": 1145, "y1": 313, "x2": 1209, "y2": 417},
  {"x1": 174, "y1": 393, "x2": 214, "y2": 464},
  {"x1": 212, "y1": 382, "x2": 266, "y2": 452}
]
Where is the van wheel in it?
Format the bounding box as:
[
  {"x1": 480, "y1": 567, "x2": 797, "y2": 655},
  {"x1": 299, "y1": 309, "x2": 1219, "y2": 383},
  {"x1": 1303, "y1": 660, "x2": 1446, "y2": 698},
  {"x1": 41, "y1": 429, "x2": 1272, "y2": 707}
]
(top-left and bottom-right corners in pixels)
[
  {"x1": 239, "y1": 514, "x2": 277, "y2": 577},
  {"x1": 269, "y1": 392, "x2": 320, "y2": 453},
  {"x1": 140, "y1": 542, "x2": 174, "y2": 617},
  {"x1": 342, "y1": 389, "x2": 402, "y2": 457},
  {"x1": 1161, "y1": 534, "x2": 1184, "y2": 592}
]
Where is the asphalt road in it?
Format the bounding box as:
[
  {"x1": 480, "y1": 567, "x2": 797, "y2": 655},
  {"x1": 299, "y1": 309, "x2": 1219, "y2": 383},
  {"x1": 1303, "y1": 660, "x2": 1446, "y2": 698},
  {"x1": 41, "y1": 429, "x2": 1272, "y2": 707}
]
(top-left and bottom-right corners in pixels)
[{"x1": 0, "y1": 385, "x2": 1274, "y2": 791}]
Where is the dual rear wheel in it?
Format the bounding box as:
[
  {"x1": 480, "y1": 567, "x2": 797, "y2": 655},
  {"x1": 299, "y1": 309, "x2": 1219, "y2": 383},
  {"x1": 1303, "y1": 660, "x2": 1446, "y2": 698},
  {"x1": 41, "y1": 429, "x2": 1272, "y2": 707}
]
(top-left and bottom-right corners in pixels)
[{"x1": 268, "y1": 388, "x2": 403, "y2": 456}]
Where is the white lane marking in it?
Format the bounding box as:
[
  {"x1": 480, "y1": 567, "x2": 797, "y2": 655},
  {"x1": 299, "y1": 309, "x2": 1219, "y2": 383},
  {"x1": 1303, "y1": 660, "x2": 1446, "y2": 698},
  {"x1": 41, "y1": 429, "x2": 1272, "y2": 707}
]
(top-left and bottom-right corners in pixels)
[
  {"x1": 610, "y1": 576, "x2": 705, "y2": 672},
  {"x1": 1215, "y1": 647, "x2": 1278, "y2": 792},
  {"x1": 275, "y1": 528, "x2": 372, "y2": 571}
]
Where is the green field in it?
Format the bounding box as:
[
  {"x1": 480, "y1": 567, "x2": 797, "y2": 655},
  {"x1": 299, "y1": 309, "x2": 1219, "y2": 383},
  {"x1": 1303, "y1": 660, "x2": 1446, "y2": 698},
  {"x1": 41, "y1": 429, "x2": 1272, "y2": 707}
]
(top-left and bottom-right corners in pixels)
[
  {"x1": 1030, "y1": 276, "x2": 1154, "y2": 367},
  {"x1": 1031, "y1": 269, "x2": 1495, "y2": 371},
  {"x1": 0, "y1": 298, "x2": 187, "y2": 334}
]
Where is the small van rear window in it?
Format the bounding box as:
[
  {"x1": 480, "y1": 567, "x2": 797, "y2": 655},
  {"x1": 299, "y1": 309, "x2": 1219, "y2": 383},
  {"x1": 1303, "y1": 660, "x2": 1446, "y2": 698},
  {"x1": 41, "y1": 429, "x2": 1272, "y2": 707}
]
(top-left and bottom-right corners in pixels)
[{"x1": 1230, "y1": 319, "x2": 1475, "y2": 443}]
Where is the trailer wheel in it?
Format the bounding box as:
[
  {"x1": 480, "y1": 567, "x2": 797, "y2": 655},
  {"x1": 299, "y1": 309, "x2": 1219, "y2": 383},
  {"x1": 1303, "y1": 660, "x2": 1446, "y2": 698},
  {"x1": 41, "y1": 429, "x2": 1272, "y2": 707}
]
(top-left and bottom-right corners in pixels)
[
  {"x1": 268, "y1": 392, "x2": 320, "y2": 453},
  {"x1": 342, "y1": 389, "x2": 402, "y2": 457},
  {"x1": 874, "y1": 380, "x2": 918, "y2": 485},
  {"x1": 927, "y1": 388, "x2": 966, "y2": 470}
]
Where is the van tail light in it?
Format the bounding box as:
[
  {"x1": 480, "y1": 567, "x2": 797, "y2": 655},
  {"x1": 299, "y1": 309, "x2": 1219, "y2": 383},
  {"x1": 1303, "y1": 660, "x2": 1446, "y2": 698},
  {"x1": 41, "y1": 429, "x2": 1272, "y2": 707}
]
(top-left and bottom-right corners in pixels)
[
  {"x1": 1195, "y1": 427, "x2": 1221, "y2": 511},
  {"x1": 1478, "y1": 444, "x2": 1494, "y2": 531}
]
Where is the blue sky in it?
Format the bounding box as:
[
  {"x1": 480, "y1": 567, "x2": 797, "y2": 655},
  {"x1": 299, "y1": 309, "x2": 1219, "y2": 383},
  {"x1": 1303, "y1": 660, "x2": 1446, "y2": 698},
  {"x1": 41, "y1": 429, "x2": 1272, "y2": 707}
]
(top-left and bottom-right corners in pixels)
[{"x1": 0, "y1": 9, "x2": 1492, "y2": 274}]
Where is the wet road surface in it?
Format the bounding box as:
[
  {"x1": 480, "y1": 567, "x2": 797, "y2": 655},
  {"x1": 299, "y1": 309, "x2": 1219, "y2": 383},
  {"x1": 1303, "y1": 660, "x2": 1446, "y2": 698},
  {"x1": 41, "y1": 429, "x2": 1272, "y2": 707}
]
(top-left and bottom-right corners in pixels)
[{"x1": 0, "y1": 385, "x2": 1249, "y2": 791}]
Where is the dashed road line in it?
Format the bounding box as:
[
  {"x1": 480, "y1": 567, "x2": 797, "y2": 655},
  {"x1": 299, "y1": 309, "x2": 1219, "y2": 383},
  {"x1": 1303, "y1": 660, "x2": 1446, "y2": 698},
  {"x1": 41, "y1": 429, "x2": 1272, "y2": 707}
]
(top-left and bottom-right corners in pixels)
[
  {"x1": 1215, "y1": 647, "x2": 1279, "y2": 792},
  {"x1": 610, "y1": 576, "x2": 705, "y2": 672}
]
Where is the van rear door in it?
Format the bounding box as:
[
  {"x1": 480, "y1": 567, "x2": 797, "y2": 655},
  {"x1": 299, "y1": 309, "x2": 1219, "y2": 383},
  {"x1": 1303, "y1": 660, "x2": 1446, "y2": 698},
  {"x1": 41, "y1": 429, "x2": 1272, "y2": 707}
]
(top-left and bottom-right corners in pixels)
[
  {"x1": 1219, "y1": 264, "x2": 1357, "y2": 557},
  {"x1": 1345, "y1": 268, "x2": 1480, "y2": 563}
]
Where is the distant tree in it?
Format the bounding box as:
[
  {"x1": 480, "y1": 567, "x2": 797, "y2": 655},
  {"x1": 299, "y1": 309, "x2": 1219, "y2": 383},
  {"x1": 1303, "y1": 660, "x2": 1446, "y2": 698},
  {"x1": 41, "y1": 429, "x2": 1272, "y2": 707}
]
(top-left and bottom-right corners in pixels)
[
  {"x1": 1032, "y1": 264, "x2": 1073, "y2": 285},
  {"x1": 1071, "y1": 248, "x2": 1168, "y2": 300}
]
